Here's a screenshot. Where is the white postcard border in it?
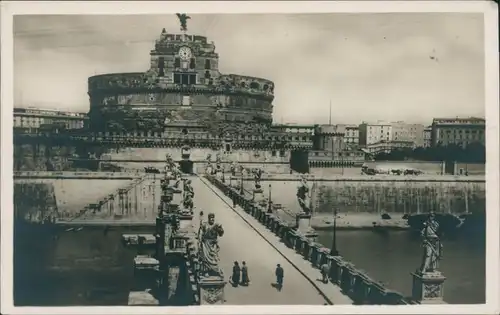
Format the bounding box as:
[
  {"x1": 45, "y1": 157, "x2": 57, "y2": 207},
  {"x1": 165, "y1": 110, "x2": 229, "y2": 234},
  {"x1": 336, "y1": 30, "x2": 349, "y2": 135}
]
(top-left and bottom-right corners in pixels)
[{"x1": 1, "y1": 1, "x2": 498, "y2": 314}]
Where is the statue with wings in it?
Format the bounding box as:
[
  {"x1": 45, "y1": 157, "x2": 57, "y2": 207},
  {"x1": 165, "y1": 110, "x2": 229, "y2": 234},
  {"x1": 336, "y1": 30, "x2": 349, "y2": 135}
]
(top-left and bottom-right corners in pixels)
[{"x1": 176, "y1": 13, "x2": 191, "y2": 32}]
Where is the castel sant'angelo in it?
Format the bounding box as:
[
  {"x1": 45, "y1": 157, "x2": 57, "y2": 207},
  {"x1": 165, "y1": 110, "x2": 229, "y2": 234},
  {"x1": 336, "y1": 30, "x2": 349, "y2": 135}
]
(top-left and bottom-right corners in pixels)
[
  {"x1": 88, "y1": 15, "x2": 282, "y2": 140},
  {"x1": 15, "y1": 14, "x2": 364, "y2": 173}
]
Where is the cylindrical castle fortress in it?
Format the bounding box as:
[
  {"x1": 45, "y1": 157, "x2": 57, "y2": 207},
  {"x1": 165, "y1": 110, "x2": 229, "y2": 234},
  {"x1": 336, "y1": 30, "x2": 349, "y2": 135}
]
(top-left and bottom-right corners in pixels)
[{"x1": 87, "y1": 29, "x2": 275, "y2": 135}]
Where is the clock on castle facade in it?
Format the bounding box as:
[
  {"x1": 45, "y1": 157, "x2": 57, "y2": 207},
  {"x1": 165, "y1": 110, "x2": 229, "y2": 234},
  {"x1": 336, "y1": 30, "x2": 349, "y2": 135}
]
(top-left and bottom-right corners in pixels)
[{"x1": 149, "y1": 31, "x2": 220, "y2": 87}]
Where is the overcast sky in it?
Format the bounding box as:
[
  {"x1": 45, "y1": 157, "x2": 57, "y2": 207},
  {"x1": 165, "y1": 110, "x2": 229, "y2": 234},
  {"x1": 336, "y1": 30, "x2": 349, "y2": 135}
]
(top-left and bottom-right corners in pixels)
[{"x1": 14, "y1": 13, "x2": 485, "y2": 125}]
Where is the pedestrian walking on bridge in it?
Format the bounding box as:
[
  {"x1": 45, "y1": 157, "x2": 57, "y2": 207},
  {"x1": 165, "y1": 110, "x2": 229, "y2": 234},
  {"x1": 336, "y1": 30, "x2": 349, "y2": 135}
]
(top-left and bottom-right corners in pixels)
[
  {"x1": 241, "y1": 261, "x2": 250, "y2": 286},
  {"x1": 275, "y1": 264, "x2": 284, "y2": 291},
  {"x1": 231, "y1": 261, "x2": 241, "y2": 287},
  {"x1": 320, "y1": 263, "x2": 330, "y2": 283}
]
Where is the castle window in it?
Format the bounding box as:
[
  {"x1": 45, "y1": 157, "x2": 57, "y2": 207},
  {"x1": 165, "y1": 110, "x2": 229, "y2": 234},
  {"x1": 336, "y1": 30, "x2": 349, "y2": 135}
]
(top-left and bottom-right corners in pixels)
[
  {"x1": 279, "y1": 150, "x2": 285, "y2": 157},
  {"x1": 174, "y1": 73, "x2": 181, "y2": 84},
  {"x1": 174, "y1": 73, "x2": 197, "y2": 85},
  {"x1": 158, "y1": 57, "x2": 165, "y2": 77},
  {"x1": 205, "y1": 71, "x2": 211, "y2": 79},
  {"x1": 190, "y1": 58, "x2": 196, "y2": 69},
  {"x1": 240, "y1": 82, "x2": 246, "y2": 88},
  {"x1": 174, "y1": 58, "x2": 181, "y2": 68},
  {"x1": 190, "y1": 74, "x2": 197, "y2": 84},
  {"x1": 205, "y1": 59, "x2": 211, "y2": 69},
  {"x1": 250, "y1": 82, "x2": 260, "y2": 89},
  {"x1": 271, "y1": 150, "x2": 277, "y2": 157}
]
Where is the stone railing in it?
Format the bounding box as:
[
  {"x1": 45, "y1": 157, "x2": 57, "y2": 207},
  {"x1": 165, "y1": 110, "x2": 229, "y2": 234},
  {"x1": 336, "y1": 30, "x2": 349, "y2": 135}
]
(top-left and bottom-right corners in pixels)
[
  {"x1": 205, "y1": 175, "x2": 418, "y2": 305},
  {"x1": 235, "y1": 174, "x2": 485, "y2": 183},
  {"x1": 13, "y1": 171, "x2": 142, "y2": 180},
  {"x1": 14, "y1": 133, "x2": 313, "y2": 150},
  {"x1": 185, "y1": 237, "x2": 201, "y2": 305}
]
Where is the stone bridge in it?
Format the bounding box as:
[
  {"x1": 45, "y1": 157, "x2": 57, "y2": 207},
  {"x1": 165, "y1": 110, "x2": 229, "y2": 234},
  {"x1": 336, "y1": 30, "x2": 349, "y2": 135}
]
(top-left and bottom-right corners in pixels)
[{"x1": 15, "y1": 171, "x2": 444, "y2": 306}]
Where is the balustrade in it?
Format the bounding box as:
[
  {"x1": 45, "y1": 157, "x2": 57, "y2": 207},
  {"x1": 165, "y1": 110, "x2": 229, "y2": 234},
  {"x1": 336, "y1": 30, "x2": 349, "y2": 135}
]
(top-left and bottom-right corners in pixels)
[{"x1": 205, "y1": 174, "x2": 414, "y2": 305}]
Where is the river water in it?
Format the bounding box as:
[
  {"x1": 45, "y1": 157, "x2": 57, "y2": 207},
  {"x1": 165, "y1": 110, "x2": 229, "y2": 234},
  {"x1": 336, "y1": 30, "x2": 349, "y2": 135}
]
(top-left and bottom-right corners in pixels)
[
  {"x1": 316, "y1": 229, "x2": 485, "y2": 304},
  {"x1": 14, "y1": 223, "x2": 485, "y2": 305},
  {"x1": 238, "y1": 179, "x2": 486, "y2": 304}
]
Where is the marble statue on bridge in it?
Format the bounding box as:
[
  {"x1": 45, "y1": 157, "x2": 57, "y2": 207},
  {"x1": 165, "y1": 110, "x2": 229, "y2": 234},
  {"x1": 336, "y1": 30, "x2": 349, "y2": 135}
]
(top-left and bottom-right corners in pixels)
[
  {"x1": 297, "y1": 177, "x2": 312, "y2": 215},
  {"x1": 165, "y1": 154, "x2": 176, "y2": 176},
  {"x1": 198, "y1": 213, "x2": 225, "y2": 277},
  {"x1": 420, "y1": 212, "x2": 443, "y2": 273},
  {"x1": 411, "y1": 211, "x2": 446, "y2": 304},
  {"x1": 253, "y1": 168, "x2": 263, "y2": 191},
  {"x1": 205, "y1": 154, "x2": 213, "y2": 174},
  {"x1": 182, "y1": 179, "x2": 194, "y2": 213}
]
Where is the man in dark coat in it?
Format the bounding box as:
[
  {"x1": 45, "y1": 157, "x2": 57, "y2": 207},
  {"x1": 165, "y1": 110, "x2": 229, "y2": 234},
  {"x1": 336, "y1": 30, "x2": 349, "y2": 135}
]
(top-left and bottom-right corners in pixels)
[
  {"x1": 275, "y1": 264, "x2": 284, "y2": 291},
  {"x1": 241, "y1": 261, "x2": 250, "y2": 286},
  {"x1": 231, "y1": 261, "x2": 241, "y2": 287}
]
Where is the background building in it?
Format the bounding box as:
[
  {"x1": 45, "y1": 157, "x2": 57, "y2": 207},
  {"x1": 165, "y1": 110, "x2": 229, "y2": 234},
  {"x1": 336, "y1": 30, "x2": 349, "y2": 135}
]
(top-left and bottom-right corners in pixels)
[
  {"x1": 336, "y1": 124, "x2": 359, "y2": 147},
  {"x1": 312, "y1": 124, "x2": 346, "y2": 153},
  {"x1": 13, "y1": 108, "x2": 87, "y2": 130},
  {"x1": 391, "y1": 122, "x2": 425, "y2": 147},
  {"x1": 423, "y1": 126, "x2": 432, "y2": 148},
  {"x1": 431, "y1": 117, "x2": 485, "y2": 148},
  {"x1": 358, "y1": 121, "x2": 392, "y2": 146},
  {"x1": 309, "y1": 124, "x2": 364, "y2": 167}
]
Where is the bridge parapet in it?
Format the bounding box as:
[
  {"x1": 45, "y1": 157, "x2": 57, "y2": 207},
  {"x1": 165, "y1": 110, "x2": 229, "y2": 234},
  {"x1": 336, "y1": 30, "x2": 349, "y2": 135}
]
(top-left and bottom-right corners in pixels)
[
  {"x1": 236, "y1": 174, "x2": 485, "y2": 183},
  {"x1": 205, "y1": 174, "x2": 419, "y2": 305},
  {"x1": 14, "y1": 171, "x2": 142, "y2": 180}
]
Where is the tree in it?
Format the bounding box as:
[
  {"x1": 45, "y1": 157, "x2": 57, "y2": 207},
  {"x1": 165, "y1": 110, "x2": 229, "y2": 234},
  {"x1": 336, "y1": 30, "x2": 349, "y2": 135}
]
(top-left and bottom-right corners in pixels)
[{"x1": 374, "y1": 143, "x2": 485, "y2": 163}]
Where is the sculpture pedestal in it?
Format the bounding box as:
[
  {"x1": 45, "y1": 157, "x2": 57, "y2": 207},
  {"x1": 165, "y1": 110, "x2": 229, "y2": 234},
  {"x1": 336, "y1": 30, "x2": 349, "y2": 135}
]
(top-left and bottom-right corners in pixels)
[
  {"x1": 253, "y1": 190, "x2": 264, "y2": 202},
  {"x1": 169, "y1": 232, "x2": 190, "y2": 252},
  {"x1": 411, "y1": 270, "x2": 446, "y2": 304},
  {"x1": 178, "y1": 213, "x2": 193, "y2": 230},
  {"x1": 296, "y1": 213, "x2": 318, "y2": 242},
  {"x1": 198, "y1": 275, "x2": 227, "y2": 305}
]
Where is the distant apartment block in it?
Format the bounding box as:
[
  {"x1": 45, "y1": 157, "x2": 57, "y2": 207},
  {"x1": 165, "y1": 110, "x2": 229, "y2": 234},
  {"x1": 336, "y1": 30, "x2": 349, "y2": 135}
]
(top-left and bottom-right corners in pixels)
[
  {"x1": 431, "y1": 117, "x2": 485, "y2": 148},
  {"x1": 391, "y1": 122, "x2": 425, "y2": 147},
  {"x1": 14, "y1": 107, "x2": 88, "y2": 130},
  {"x1": 336, "y1": 124, "x2": 359, "y2": 147},
  {"x1": 358, "y1": 121, "x2": 392, "y2": 146},
  {"x1": 423, "y1": 126, "x2": 432, "y2": 148}
]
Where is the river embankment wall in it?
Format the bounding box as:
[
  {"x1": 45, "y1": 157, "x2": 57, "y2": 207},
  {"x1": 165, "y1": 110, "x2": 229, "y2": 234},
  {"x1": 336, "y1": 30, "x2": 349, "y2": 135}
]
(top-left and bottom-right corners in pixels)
[{"x1": 240, "y1": 175, "x2": 486, "y2": 219}]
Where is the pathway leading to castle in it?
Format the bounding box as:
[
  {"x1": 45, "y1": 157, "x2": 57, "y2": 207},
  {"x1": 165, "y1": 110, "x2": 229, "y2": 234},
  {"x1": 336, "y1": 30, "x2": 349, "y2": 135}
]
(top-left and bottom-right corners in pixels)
[{"x1": 190, "y1": 177, "x2": 329, "y2": 305}]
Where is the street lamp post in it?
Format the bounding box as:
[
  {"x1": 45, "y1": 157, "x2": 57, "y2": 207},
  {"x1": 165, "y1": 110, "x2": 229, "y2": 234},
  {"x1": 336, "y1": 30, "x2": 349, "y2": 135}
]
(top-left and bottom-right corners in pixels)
[
  {"x1": 267, "y1": 183, "x2": 273, "y2": 213},
  {"x1": 331, "y1": 207, "x2": 339, "y2": 256},
  {"x1": 340, "y1": 152, "x2": 345, "y2": 176},
  {"x1": 240, "y1": 168, "x2": 245, "y2": 195}
]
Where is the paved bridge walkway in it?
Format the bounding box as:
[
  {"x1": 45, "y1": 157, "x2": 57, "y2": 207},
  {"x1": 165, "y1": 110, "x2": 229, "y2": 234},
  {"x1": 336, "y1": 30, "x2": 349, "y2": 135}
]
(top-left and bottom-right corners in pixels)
[{"x1": 192, "y1": 176, "x2": 352, "y2": 305}]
